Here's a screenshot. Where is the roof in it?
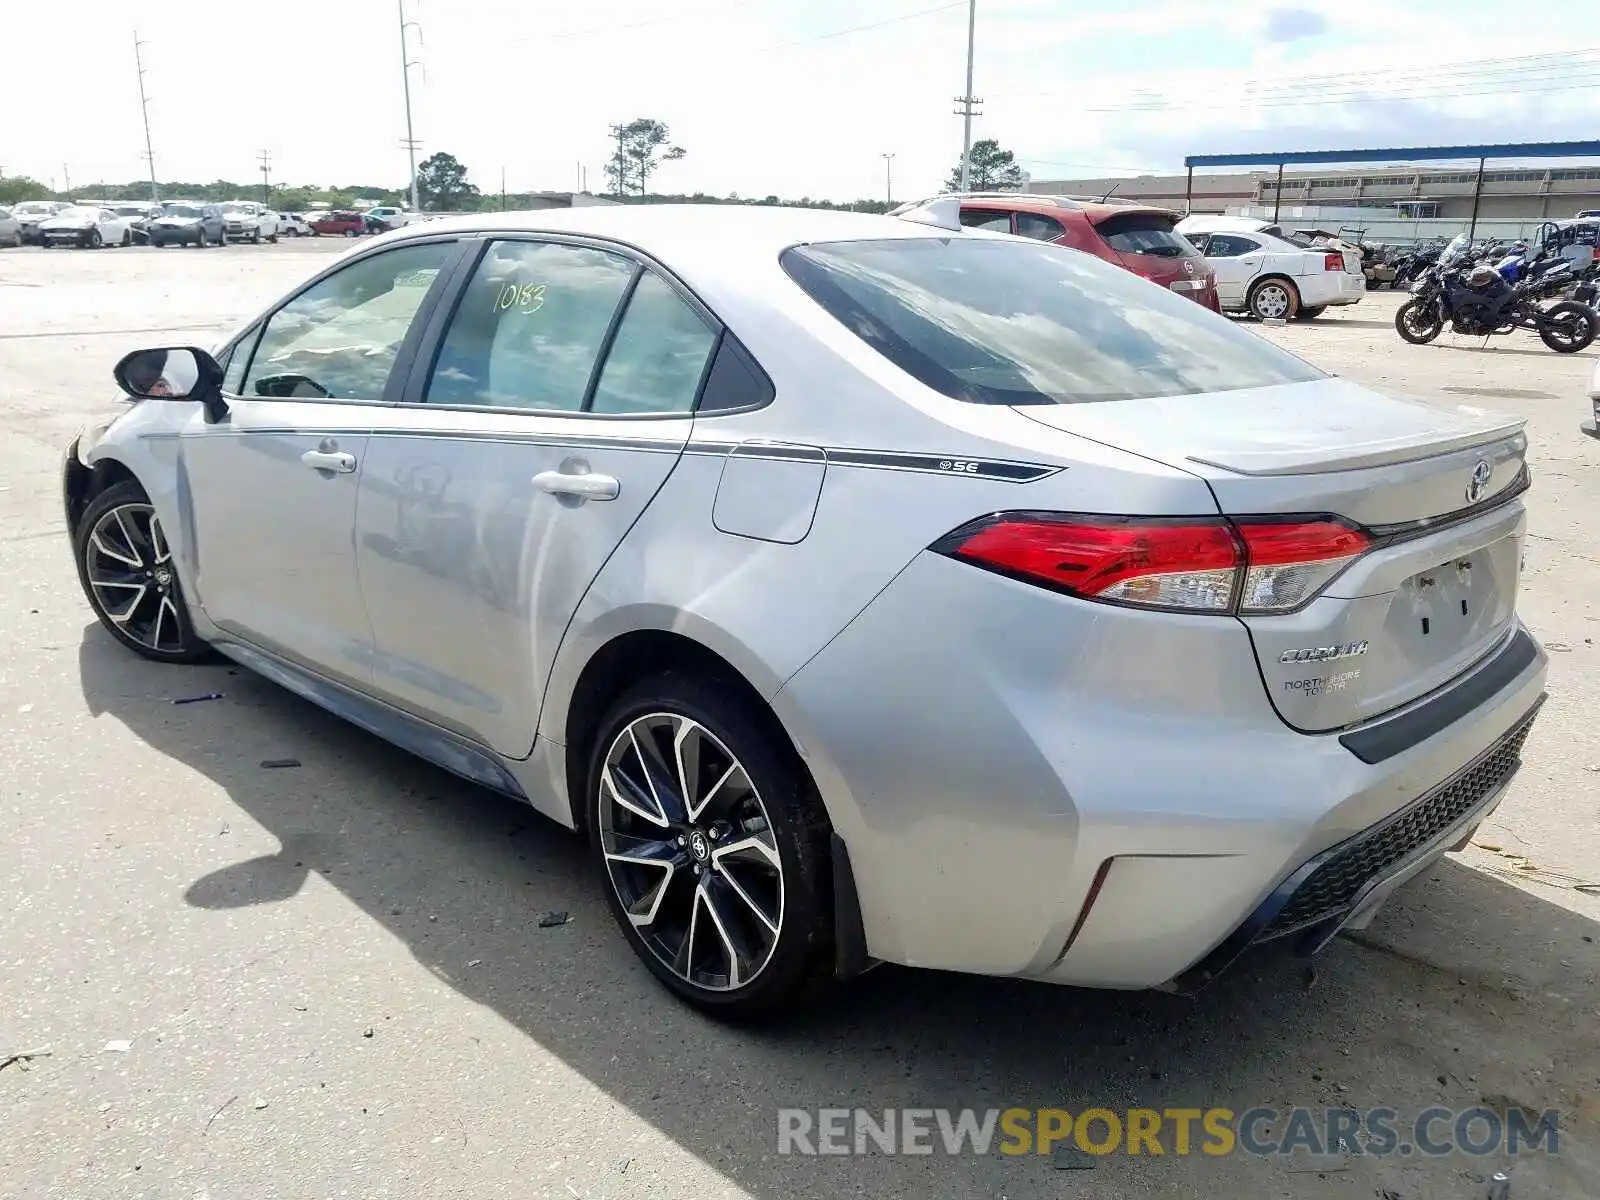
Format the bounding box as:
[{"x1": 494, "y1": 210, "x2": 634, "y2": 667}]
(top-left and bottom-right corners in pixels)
[{"x1": 1186, "y1": 140, "x2": 1600, "y2": 169}]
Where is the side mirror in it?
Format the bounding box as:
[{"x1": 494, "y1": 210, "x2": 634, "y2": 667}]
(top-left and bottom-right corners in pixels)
[{"x1": 113, "y1": 346, "x2": 229, "y2": 424}]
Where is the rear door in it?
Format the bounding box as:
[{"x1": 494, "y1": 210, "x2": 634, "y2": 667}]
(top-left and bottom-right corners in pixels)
[{"x1": 354, "y1": 236, "x2": 717, "y2": 757}]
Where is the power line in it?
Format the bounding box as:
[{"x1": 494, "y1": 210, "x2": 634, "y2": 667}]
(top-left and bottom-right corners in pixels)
[
  {"x1": 763, "y1": 1, "x2": 965, "y2": 51},
  {"x1": 1086, "y1": 75, "x2": 1600, "y2": 113}
]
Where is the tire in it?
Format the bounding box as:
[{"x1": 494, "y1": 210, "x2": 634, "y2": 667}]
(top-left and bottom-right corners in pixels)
[
  {"x1": 250, "y1": 231, "x2": 260, "y2": 244},
  {"x1": 152, "y1": 237, "x2": 166, "y2": 249},
  {"x1": 267, "y1": 232, "x2": 278, "y2": 243},
  {"x1": 1246, "y1": 277, "x2": 1297, "y2": 320},
  {"x1": 73, "y1": 480, "x2": 209, "y2": 663},
  {"x1": 1294, "y1": 305, "x2": 1328, "y2": 321},
  {"x1": 586, "y1": 672, "x2": 835, "y2": 1020},
  {"x1": 1538, "y1": 301, "x2": 1598, "y2": 353},
  {"x1": 1395, "y1": 298, "x2": 1444, "y2": 344}
]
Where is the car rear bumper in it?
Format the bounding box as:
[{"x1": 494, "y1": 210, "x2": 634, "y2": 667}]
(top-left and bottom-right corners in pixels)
[{"x1": 774, "y1": 551, "x2": 1548, "y2": 988}]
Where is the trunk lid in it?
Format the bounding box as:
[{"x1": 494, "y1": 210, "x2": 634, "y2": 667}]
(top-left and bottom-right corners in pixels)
[{"x1": 1014, "y1": 378, "x2": 1530, "y2": 731}]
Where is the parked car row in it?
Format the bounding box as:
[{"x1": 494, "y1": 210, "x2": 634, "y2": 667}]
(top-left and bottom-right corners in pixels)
[{"x1": 3, "y1": 198, "x2": 426, "y2": 249}]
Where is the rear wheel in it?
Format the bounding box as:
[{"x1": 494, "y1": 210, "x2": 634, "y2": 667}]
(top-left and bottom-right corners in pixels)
[
  {"x1": 87, "y1": 230, "x2": 102, "y2": 249},
  {"x1": 120, "y1": 230, "x2": 132, "y2": 247},
  {"x1": 74, "y1": 481, "x2": 209, "y2": 663},
  {"x1": 1294, "y1": 304, "x2": 1328, "y2": 321},
  {"x1": 1538, "y1": 301, "x2": 1598, "y2": 353},
  {"x1": 588, "y1": 673, "x2": 835, "y2": 1020},
  {"x1": 1247, "y1": 277, "x2": 1297, "y2": 320},
  {"x1": 1395, "y1": 298, "x2": 1444, "y2": 344}
]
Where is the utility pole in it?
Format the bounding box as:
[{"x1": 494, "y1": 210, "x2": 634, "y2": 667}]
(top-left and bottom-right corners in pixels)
[
  {"x1": 882, "y1": 153, "x2": 895, "y2": 204},
  {"x1": 501, "y1": 166, "x2": 507, "y2": 212},
  {"x1": 953, "y1": 0, "x2": 980, "y2": 192},
  {"x1": 133, "y1": 31, "x2": 159, "y2": 202},
  {"x1": 63, "y1": 164, "x2": 71, "y2": 194},
  {"x1": 398, "y1": 0, "x2": 421, "y2": 211},
  {"x1": 257, "y1": 150, "x2": 272, "y2": 206}
]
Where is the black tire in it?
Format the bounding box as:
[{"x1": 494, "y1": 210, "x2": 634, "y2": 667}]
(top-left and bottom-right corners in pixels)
[
  {"x1": 73, "y1": 480, "x2": 209, "y2": 663},
  {"x1": 267, "y1": 231, "x2": 278, "y2": 243},
  {"x1": 250, "y1": 231, "x2": 260, "y2": 244},
  {"x1": 586, "y1": 672, "x2": 835, "y2": 1020},
  {"x1": 1538, "y1": 302, "x2": 1598, "y2": 353},
  {"x1": 1395, "y1": 298, "x2": 1444, "y2": 344},
  {"x1": 1246, "y1": 276, "x2": 1298, "y2": 320},
  {"x1": 1294, "y1": 304, "x2": 1328, "y2": 321},
  {"x1": 152, "y1": 237, "x2": 166, "y2": 249},
  {"x1": 120, "y1": 230, "x2": 132, "y2": 247}
]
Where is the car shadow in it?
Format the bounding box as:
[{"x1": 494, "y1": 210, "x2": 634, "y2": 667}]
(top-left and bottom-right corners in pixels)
[{"x1": 77, "y1": 624, "x2": 1600, "y2": 1196}]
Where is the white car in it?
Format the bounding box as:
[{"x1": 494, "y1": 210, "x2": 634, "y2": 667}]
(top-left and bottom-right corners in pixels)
[
  {"x1": 13, "y1": 200, "x2": 70, "y2": 244},
  {"x1": 277, "y1": 212, "x2": 312, "y2": 237},
  {"x1": 363, "y1": 206, "x2": 417, "y2": 231},
  {"x1": 220, "y1": 201, "x2": 281, "y2": 243},
  {"x1": 0, "y1": 206, "x2": 21, "y2": 247},
  {"x1": 1177, "y1": 215, "x2": 1365, "y2": 320},
  {"x1": 38, "y1": 206, "x2": 133, "y2": 249}
]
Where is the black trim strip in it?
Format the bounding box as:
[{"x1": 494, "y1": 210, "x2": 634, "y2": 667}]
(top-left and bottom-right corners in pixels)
[
  {"x1": 686, "y1": 443, "x2": 1062, "y2": 482},
  {"x1": 1339, "y1": 626, "x2": 1541, "y2": 765},
  {"x1": 1365, "y1": 464, "x2": 1531, "y2": 545}
]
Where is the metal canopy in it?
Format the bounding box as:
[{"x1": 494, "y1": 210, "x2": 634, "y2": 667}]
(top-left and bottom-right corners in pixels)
[{"x1": 1184, "y1": 141, "x2": 1600, "y2": 169}]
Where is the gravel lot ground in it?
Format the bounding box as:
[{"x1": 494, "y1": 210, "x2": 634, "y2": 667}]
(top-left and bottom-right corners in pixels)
[{"x1": 2, "y1": 241, "x2": 1598, "y2": 1200}]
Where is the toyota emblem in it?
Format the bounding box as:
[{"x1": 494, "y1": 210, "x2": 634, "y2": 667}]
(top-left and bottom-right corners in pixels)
[
  {"x1": 1466, "y1": 458, "x2": 1493, "y2": 504},
  {"x1": 1182, "y1": 260, "x2": 1195, "y2": 276}
]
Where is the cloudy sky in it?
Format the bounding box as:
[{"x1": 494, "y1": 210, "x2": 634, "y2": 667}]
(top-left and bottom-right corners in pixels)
[{"x1": 5, "y1": 0, "x2": 1599, "y2": 201}]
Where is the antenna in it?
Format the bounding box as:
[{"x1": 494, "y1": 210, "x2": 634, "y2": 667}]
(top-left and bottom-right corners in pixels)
[
  {"x1": 133, "y1": 31, "x2": 159, "y2": 202},
  {"x1": 1100, "y1": 181, "x2": 1122, "y2": 203}
]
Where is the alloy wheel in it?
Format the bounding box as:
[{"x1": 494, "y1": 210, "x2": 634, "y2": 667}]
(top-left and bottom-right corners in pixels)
[
  {"x1": 598, "y1": 713, "x2": 784, "y2": 992},
  {"x1": 82, "y1": 502, "x2": 187, "y2": 654}
]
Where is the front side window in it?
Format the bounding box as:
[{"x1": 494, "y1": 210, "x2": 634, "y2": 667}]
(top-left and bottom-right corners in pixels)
[
  {"x1": 782, "y1": 237, "x2": 1325, "y2": 406},
  {"x1": 589, "y1": 272, "x2": 717, "y2": 414},
  {"x1": 424, "y1": 240, "x2": 636, "y2": 411},
  {"x1": 239, "y1": 241, "x2": 451, "y2": 401}
]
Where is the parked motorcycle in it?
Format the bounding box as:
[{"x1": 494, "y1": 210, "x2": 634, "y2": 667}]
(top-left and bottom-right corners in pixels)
[{"x1": 1395, "y1": 234, "x2": 1599, "y2": 353}]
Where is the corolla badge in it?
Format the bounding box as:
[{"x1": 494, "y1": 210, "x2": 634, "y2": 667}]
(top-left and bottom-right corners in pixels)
[
  {"x1": 1466, "y1": 458, "x2": 1493, "y2": 504},
  {"x1": 1280, "y1": 641, "x2": 1368, "y2": 665}
]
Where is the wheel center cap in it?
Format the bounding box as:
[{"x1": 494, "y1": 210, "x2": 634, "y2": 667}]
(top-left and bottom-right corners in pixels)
[
  {"x1": 688, "y1": 831, "x2": 710, "y2": 863},
  {"x1": 154, "y1": 566, "x2": 172, "y2": 587}
]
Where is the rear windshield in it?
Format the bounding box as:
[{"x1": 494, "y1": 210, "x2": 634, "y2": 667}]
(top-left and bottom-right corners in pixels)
[
  {"x1": 1093, "y1": 212, "x2": 1203, "y2": 259},
  {"x1": 781, "y1": 237, "x2": 1325, "y2": 406}
]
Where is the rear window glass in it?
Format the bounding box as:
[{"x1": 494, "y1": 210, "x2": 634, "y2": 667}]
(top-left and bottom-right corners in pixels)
[
  {"x1": 781, "y1": 237, "x2": 1325, "y2": 406},
  {"x1": 1094, "y1": 213, "x2": 1203, "y2": 259}
]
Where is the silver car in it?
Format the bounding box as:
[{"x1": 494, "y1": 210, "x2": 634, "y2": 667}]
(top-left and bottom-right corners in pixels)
[{"x1": 63, "y1": 206, "x2": 1547, "y2": 1017}]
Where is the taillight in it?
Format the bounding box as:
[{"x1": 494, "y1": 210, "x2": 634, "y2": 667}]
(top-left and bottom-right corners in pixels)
[
  {"x1": 1234, "y1": 520, "x2": 1370, "y2": 613},
  {"x1": 1324, "y1": 252, "x2": 1344, "y2": 272},
  {"x1": 934, "y1": 513, "x2": 1370, "y2": 615}
]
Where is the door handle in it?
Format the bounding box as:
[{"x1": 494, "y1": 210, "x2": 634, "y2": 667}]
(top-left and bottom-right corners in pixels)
[
  {"x1": 301, "y1": 449, "x2": 356, "y2": 474},
  {"x1": 532, "y1": 470, "x2": 619, "y2": 501}
]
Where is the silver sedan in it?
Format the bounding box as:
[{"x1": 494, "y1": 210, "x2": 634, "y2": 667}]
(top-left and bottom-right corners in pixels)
[{"x1": 62, "y1": 205, "x2": 1547, "y2": 1017}]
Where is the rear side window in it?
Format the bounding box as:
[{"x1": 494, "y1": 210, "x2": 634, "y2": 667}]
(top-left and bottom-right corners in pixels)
[
  {"x1": 958, "y1": 209, "x2": 1012, "y2": 233},
  {"x1": 588, "y1": 272, "x2": 717, "y2": 415},
  {"x1": 1094, "y1": 212, "x2": 1204, "y2": 260},
  {"x1": 1014, "y1": 213, "x2": 1065, "y2": 241},
  {"x1": 781, "y1": 237, "x2": 1324, "y2": 406},
  {"x1": 425, "y1": 239, "x2": 636, "y2": 411},
  {"x1": 1204, "y1": 234, "x2": 1260, "y2": 257}
]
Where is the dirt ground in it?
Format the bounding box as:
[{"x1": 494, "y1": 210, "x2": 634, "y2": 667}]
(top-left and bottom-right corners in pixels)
[{"x1": 1, "y1": 241, "x2": 1597, "y2": 1200}]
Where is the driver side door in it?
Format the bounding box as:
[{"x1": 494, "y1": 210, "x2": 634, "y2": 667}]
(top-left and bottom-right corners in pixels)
[{"x1": 177, "y1": 238, "x2": 465, "y2": 687}]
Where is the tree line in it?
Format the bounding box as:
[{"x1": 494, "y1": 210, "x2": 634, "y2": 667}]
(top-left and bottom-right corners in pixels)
[{"x1": 0, "y1": 123, "x2": 1026, "y2": 213}]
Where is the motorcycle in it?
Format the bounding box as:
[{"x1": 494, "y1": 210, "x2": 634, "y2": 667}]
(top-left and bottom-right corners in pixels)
[{"x1": 1395, "y1": 234, "x2": 1599, "y2": 353}]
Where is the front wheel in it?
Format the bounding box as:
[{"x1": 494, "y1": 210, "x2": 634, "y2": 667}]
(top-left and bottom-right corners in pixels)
[
  {"x1": 267, "y1": 232, "x2": 278, "y2": 243},
  {"x1": 1247, "y1": 277, "x2": 1298, "y2": 320},
  {"x1": 73, "y1": 481, "x2": 209, "y2": 663},
  {"x1": 1395, "y1": 298, "x2": 1444, "y2": 344},
  {"x1": 88, "y1": 230, "x2": 103, "y2": 249},
  {"x1": 120, "y1": 230, "x2": 132, "y2": 247},
  {"x1": 1538, "y1": 301, "x2": 1598, "y2": 353},
  {"x1": 588, "y1": 673, "x2": 836, "y2": 1020}
]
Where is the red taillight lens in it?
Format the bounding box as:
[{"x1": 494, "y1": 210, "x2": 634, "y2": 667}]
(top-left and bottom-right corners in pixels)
[
  {"x1": 940, "y1": 515, "x2": 1242, "y2": 612},
  {"x1": 1324, "y1": 252, "x2": 1344, "y2": 272},
  {"x1": 937, "y1": 514, "x2": 1371, "y2": 614}
]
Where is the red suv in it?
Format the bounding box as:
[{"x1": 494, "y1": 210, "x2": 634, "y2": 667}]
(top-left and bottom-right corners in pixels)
[{"x1": 895, "y1": 193, "x2": 1220, "y2": 311}]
